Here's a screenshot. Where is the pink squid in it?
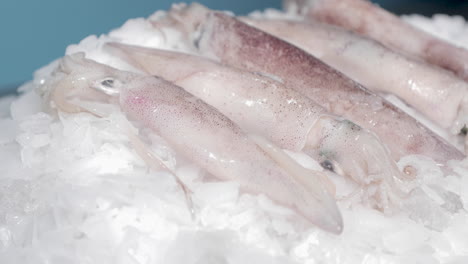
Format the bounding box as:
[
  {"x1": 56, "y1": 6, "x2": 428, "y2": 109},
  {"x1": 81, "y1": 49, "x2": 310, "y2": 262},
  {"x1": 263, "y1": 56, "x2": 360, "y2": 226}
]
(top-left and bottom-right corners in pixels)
[
  {"x1": 155, "y1": 4, "x2": 464, "y2": 165},
  {"x1": 241, "y1": 17, "x2": 468, "y2": 143}
]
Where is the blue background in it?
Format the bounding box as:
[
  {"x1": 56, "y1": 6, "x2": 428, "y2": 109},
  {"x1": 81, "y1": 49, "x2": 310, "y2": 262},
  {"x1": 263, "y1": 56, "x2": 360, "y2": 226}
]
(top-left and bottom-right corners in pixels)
[
  {"x1": 1, "y1": 0, "x2": 467, "y2": 94},
  {"x1": 0, "y1": 0, "x2": 279, "y2": 94}
]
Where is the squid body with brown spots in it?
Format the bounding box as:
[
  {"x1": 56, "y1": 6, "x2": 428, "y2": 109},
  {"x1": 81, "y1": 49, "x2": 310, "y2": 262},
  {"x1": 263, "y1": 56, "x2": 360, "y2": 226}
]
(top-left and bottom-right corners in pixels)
[
  {"x1": 107, "y1": 42, "x2": 405, "y2": 210},
  {"x1": 46, "y1": 53, "x2": 343, "y2": 234},
  {"x1": 241, "y1": 17, "x2": 468, "y2": 146},
  {"x1": 156, "y1": 4, "x2": 464, "y2": 166}
]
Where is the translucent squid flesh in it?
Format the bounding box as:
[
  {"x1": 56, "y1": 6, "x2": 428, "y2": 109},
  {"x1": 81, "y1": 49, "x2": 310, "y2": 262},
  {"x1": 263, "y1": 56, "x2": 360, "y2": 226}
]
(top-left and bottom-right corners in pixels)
[
  {"x1": 241, "y1": 18, "x2": 468, "y2": 138},
  {"x1": 158, "y1": 6, "x2": 464, "y2": 164},
  {"x1": 50, "y1": 53, "x2": 343, "y2": 234},
  {"x1": 286, "y1": 0, "x2": 468, "y2": 83},
  {"x1": 107, "y1": 42, "x2": 404, "y2": 210}
]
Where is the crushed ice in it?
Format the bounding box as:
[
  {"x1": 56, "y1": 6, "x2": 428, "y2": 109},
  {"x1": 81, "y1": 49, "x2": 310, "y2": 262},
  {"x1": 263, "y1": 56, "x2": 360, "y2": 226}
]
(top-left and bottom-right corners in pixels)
[{"x1": 0, "y1": 7, "x2": 468, "y2": 264}]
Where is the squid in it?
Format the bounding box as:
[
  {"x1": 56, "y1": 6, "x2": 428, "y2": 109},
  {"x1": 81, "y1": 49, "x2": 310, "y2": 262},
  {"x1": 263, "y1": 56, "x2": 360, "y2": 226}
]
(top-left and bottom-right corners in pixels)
[
  {"x1": 241, "y1": 17, "x2": 468, "y2": 141},
  {"x1": 107, "y1": 42, "x2": 405, "y2": 210},
  {"x1": 154, "y1": 4, "x2": 464, "y2": 165},
  {"x1": 45, "y1": 53, "x2": 343, "y2": 234},
  {"x1": 284, "y1": 0, "x2": 468, "y2": 83}
]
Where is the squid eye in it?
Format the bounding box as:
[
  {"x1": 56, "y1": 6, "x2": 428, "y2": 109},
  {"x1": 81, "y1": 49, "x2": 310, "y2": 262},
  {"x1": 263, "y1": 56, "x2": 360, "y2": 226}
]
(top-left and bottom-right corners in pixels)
[
  {"x1": 320, "y1": 160, "x2": 334, "y2": 172},
  {"x1": 460, "y1": 125, "x2": 467, "y2": 136},
  {"x1": 101, "y1": 79, "x2": 115, "y2": 88},
  {"x1": 92, "y1": 78, "x2": 121, "y2": 96}
]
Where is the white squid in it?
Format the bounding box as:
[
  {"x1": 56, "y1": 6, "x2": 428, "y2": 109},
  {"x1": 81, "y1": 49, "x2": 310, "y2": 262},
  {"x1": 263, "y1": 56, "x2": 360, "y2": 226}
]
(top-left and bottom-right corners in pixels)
[
  {"x1": 44, "y1": 53, "x2": 343, "y2": 234},
  {"x1": 285, "y1": 0, "x2": 468, "y2": 83},
  {"x1": 107, "y1": 42, "x2": 405, "y2": 211}
]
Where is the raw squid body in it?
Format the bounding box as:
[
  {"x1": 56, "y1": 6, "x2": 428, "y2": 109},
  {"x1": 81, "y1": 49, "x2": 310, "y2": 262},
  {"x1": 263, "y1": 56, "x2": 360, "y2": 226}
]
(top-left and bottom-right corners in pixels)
[
  {"x1": 158, "y1": 6, "x2": 463, "y2": 164},
  {"x1": 286, "y1": 0, "x2": 468, "y2": 82},
  {"x1": 48, "y1": 54, "x2": 343, "y2": 234},
  {"x1": 108, "y1": 42, "x2": 404, "y2": 210},
  {"x1": 242, "y1": 18, "x2": 468, "y2": 136}
]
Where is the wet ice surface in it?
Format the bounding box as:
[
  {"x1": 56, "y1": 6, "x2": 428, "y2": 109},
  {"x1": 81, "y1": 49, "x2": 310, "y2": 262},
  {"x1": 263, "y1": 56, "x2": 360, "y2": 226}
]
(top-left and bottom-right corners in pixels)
[{"x1": 1, "y1": 9, "x2": 468, "y2": 264}]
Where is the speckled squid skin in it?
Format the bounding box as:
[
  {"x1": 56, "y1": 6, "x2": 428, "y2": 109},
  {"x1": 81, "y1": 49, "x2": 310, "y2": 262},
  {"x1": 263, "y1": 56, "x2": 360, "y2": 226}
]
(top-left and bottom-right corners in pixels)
[
  {"x1": 120, "y1": 76, "x2": 285, "y2": 184},
  {"x1": 109, "y1": 43, "x2": 409, "y2": 212},
  {"x1": 118, "y1": 76, "x2": 343, "y2": 233},
  {"x1": 292, "y1": 0, "x2": 468, "y2": 82},
  {"x1": 241, "y1": 18, "x2": 468, "y2": 133},
  {"x1": 54, "y1": 54, "x2": 343, "y2": 233},
  {"x1": 108, "y1": 43, "x2": 326, "y2": 152},
  {"x1": 195, "y1": 12, "x2": 464, "y2": 163}
]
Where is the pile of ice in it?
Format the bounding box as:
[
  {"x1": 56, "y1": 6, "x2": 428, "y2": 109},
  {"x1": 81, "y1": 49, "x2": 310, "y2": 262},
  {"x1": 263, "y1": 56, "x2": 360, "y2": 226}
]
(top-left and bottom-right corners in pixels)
[{"x1": 1, "y1": 6, "x2": 468, "y2": 264}]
